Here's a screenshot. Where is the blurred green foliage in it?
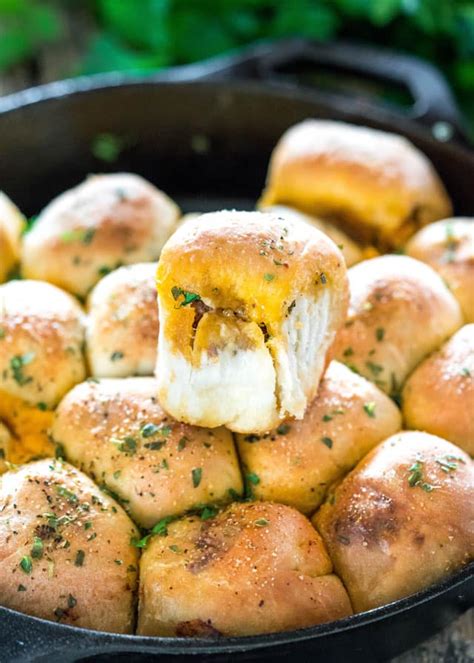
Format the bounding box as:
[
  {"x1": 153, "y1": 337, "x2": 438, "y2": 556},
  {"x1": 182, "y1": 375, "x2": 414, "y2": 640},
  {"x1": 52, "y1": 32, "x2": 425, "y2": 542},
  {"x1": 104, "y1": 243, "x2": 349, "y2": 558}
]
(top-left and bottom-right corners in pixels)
[{"x1": 0, "y1": 0, "x2": 473, "y2": 129}]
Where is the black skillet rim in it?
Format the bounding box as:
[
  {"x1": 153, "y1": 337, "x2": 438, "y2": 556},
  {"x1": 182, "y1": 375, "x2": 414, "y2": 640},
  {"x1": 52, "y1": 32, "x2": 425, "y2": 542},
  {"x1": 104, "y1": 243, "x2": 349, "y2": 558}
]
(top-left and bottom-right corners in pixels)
[
  {"x1": 0, "y1": 70, "x2": 473, "y2": 652},
  {"x1": 0, "y1": 562, "x2": 472, "y2": 653}
]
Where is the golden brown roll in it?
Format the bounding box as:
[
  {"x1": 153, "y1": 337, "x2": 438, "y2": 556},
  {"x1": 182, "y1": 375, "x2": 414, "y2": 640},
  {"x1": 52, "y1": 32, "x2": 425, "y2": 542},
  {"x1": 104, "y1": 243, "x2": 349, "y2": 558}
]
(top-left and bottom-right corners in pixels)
[
  {"x1": 333, "y1": 255, "x2": 462, "y2": 396},
  {"x1": 236, "y1": 361, "x2": 402, "y2": 514},
  {"x1": 260, "y1": 120, "x2": 452, "y2": 249},
  {"x1": 402, "y1": 325, "x2": 474, "y2": 454},
  {"x1": 405, "y1": 218, "x2": 474, "y2": 322},
  {"x1": 262, "y1": 205, "x2": 365, "y2": 266},
  {"x1": 314, "y1": 431, "x2": 474, "y2": 612},
  {"x1": 156, "y1": 210, "x2": 348, "y2": 433},
  {"x1": 0, "y1": 192, "x2": 25, "y2": 283},
  {"x1": 21, "y1": 173, "x2": 180, "y2": 297},
  {"x1": 86, "y1": 262, "x2": 158, "y2": 377},
  {"x1": 137, "y1": 501, "x2": 352, "y2": 637},
  {"x1": 0, "y1": 280, "x2": 86, "y2": 409},
  {"x1": 52, "y1": 377, "x2": 243, "y2": 528},
  {"x1": 0, "y1": 459, "x2": 139, "y2": 633}
]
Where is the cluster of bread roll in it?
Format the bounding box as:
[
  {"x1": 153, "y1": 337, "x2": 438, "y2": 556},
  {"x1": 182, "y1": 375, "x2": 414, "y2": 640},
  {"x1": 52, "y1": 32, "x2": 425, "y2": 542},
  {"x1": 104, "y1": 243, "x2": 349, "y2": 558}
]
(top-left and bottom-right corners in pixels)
[{"x1": 0, "y1": 120, "x2": 472, "y2": 638}]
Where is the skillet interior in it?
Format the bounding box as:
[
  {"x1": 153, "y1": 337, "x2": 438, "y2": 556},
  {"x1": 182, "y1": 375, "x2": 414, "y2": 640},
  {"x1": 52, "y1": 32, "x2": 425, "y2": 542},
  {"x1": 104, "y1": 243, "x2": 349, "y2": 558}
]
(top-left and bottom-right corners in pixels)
[{"x1": 0, "y1": 77, "x2": 473, "y2": 662}]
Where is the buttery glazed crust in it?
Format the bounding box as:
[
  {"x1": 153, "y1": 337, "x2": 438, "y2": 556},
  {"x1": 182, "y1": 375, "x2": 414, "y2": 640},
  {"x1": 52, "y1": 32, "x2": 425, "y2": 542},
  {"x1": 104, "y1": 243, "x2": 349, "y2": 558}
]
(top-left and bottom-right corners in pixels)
[
  {"x1": 260, "y1": 120, "x2": 452, "y2": 249},
  {"x1": 0, "y1": 280, "x2": 86, "y2": 408},
  {"x1": 261, "y1": 205, "x2": 365, "y2": 267},
  {"x1": 86, "y1": 262, "x2": 159, "y2": 377},
  {"x1": 0, "y1": 192, "x2": 24, "y2": 283},
  {"x1": 314, "y1": 431, "x2": 474, "y2": 612},
  {"x1": 137, "y1": 501, "x2": 352, "y2": 637},
  {"x1": 21, "y1": 173, "x2": 180, "y2": 297},
  {"x1": 406, "y1": 218, "x2": 474, "y2": 322},
  {"x1": 52, "y1": 378, "x2": 243, "y2": 528},
  {"x1": 156, "y1": 209, "x2": 348, "y2": 432},
  {"x1": 236, "y1": 361, "x2": 402, "y2": 514},
  {"x1": 402, "y1": 325, "x2": 474, "y2": 454},
  {"x1": 0, "y1": 459, "x2": 139, "y2": 633},
  {"x1": 333, "y1": 255, "x2": 463, "y2": 396}
]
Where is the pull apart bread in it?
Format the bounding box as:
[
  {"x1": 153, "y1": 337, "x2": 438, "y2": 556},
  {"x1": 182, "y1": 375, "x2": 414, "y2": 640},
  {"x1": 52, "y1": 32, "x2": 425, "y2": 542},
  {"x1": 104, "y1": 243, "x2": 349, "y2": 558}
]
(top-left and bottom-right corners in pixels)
[{"x1": 155, "y1": 210, "x2": 349, "y2": 433}]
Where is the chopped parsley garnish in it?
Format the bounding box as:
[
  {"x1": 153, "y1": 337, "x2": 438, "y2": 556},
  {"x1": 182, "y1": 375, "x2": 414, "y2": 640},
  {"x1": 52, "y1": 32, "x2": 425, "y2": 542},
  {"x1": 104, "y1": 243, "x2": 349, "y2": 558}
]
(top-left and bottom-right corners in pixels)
[
  {"x1": 460, "y1": 367, "x2": 471, "y2": 377},
  {"x1": 246, "y1": 472, "x2": 260, "y2": 486},
  {"x1": 20, "y1": 556, "x2": 32, "y2": 574},
  {"x1": 68, "y1": 594, "x2": 77, "y2": 609},
  {"x1": 343, "y1": 347, "x2": 354, "y2": 357},
  {"x1": 435, "y1": 454, "x2": 465, "y2": 473},
  {"x1": 91, "y1": 133, "x2": 124, "y2": 163},
  {"x1": 263, "y1": 273, "x2": 275, "y2": 282},
  {"x1": 407, "y1": 461, "x2": 437, "y2": 492},
  {"x1": 177, "y1": 436, "x2": 188, "y2": 451},
  {"x1": 254, "y1": 518, "x2": 269, "y2": 527},
  {"x1": 74, "y1": 550, "x2": 85, "y2": 567},
  {"x1": 276, "y1": 423, "x2": 291, "y2": 435},
  {"x1": 10, "y1": 352, "x2": 35, "y2": 386},
  {"x1": 171, "y1": 287, "x2": 201, "y2": 307},
  {"x1": 192, "y1": 467, "x2": 202, "y2": 488},
  {"x1": 366, "y1": 361, "x2": 384, "y2": 376},
  {"x1": 98, "y1": 265, "x2": 112, "y2": 277},
  {"x1": 55, "y1": 443, "x2": 66, "y2": 460},
  {"x1": 17, "y1": 584, "x2": 27, "y2": 592},
  {"x1": 144, "y1": 440, "x2": 166, "y2": 451},
  {"x1": 36, "y1": 401, "x2": 48, "y2": 411},
  {"x1": 115, "y1": 436, "x2": 137, "y2": 455},
  {"x1": 363, "y1": 402, "x2": 376, "y2": 418},
  {"x1": 321, "y1": 437, "x2": 333, "y2": 449},
  {"x1": 320, "y1": 273, "x2": 327, "y2": 284},
  {"x1": 141, "y1": 423, "x2": 171, "y2": 438},
  {"x1": 31, "y1": 537, "x2": 43, "y2": 560},
  {"x1": 110, "y1": 351, "x2": 124, "y2": 362},
  {"x1": 169, "y1": 545, "x2": 181, "y2": 553},
  {"x1": 113, "y1": 470, "x2": 121, "y2": 479},
  {"x1": 131, "y1": 516, "x2": 176, "y2": 548},
  {"x1": 200, "y1": 505, "x2": 218, "y2": 520},
  {"x1": 376, "y1": 328, "x2": 385, "y2": 342},
  {"x1": 61, "y1": 228, "x2": 95, "y2": 245},
  {"x1": 56, "y1": 486, "x2": 78, "y2": 504}
]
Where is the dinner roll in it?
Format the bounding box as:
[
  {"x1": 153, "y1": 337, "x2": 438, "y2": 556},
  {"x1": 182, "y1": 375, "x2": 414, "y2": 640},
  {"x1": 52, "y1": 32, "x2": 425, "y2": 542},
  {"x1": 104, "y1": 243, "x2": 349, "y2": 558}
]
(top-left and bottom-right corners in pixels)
[
  {"x1": 0, "y1": 192, "x2": 24, "y2": 283},
  {"x1": 406, "y1": 218, "x2": 474, "y2": 322},
  {"x1": 334, "y1": 255, "x2": 462, "y2": 397},
  {"x1": 0, "y1": 280, "x2": 86, "y2": 409},
  {"x1": 236, "y1": 361, "x2": 402, "y2": 514},
  {"x1": 402, "y1": 325, "x2": 474, "y2": 454},
  {"x1": 0, "y1": 459, "x2": 139, "y2": 632},
  {"x1": 137, "y1": 501, "x2": 352, "y2": 637},
  {"x1": 52, "y1": 377, "x2": 243, "y2": 528},
  {"x1": 21, "y1": 173, "x2": 180, "y2": 297},
  {"x1": 86, "y1": 262, "x2": 158, "y2": 377},
  {"x1": 314, "y1": 431, "x2": 474, "y2": 612},
  {"x1": 262, "y1": 205, "x2": 365, "y2": 266},
  {"x1": 260, "y1": 120, "x2": 452, "y2": 249},
  {"x1": 156, "y1": 210, "x2": 348, "y2": 433}
]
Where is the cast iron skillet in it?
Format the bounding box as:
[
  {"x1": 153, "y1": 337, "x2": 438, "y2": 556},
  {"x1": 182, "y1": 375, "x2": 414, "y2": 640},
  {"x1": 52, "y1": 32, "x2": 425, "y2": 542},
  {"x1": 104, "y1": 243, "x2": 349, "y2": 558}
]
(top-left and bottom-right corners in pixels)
[{"x1": 0, "y1": 39, "x2": 473, "y2": 662}]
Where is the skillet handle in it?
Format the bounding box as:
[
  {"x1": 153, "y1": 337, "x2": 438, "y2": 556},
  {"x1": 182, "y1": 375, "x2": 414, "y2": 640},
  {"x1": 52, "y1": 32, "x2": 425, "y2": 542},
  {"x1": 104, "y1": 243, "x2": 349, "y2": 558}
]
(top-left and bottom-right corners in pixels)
[{"x1": 154, "y1": 38, "x2": 469, "y2": 144}]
